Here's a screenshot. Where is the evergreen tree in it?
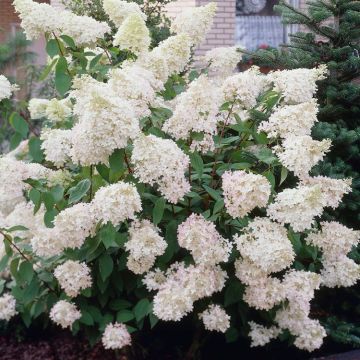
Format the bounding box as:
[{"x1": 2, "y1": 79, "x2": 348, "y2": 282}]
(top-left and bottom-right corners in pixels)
[{"x1": 246, "y1": 0, "x2": 360, "y2": 229}]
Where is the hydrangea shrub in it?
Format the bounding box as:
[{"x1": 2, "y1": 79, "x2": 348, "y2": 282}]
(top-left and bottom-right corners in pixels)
[{"x1": 0, "y1": 0, "x2": 359, "y2": 353}]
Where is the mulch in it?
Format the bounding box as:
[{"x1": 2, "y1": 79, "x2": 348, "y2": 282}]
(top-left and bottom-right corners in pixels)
[{"x1": 0, "y1": 333, "x2": 121, "y2": 360}]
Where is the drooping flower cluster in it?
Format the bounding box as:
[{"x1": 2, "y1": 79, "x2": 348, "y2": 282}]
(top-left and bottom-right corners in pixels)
[
  {"x1": 102, "y1": 322, "x2": 132, "y2": 350},
  {"x1": 125, "y1": 220, "x2": 167, "y2": 274},
  {"x1": 131, "y1": 134, "x2": 190, "y2": 203},
  {"x1": 13, "y1": 0, "x2": 110, "y2": 46},
  {"x1": 268, "y1": 65, "x2": 327, "y2": 104},
  {"x1": 69, "y1": 76, "x2": 140, "y2": 166},
  {"x1": 177, "y1": 214, "x2": 232, "y2": 266},
  {"x1": 163, "y1": 75, "x2": 223, "y2": 142},
  {"x1": 258, "y1": 100, "x2": 319, "y2": 139},
  {"x1": 92, "y1": 182, "x2": 142, "y2": 226},
  {"x1": 0, "y1": 75, "x2": 18, "y2": 101},
  {"x1": 199, "y1": 305, "x2": 230, "y2": 333},
  {"x1": 267, "y1": 184, "x2": 325, "y2": 232},
  {"x1": 170, "y1": 2, "x2": 217, "y2": 46},
  {"x1": 103, "y1": 0, "x2": 146, "y2": 27},
  {"x1": 222, "y1": 171, "x2": 271, "y2": 218},
  {"x1": 203, "y1": 46, "x2": 241, "y2": 77},
  {"x1": 149, "y1": 262, "x2": 227, "y2": 321},
  {"x1": 0, "y1": 294, "x2": 17, "y2": 321},
  {"x1": 54, "y1": 260, "x2": 92, "y2": 297},
  {"x1": 248, "y1": 322, "x2": 281, "y2": 347},
  {"x1": 274, "y1": 270, "x2": 326, "y2": 352},
  {"x1": 306, "y1": 222, "x2": 360, "y2": 287},
  {"x1": 49, "y1": 300, "x2": 81, "y2": 329},
  {"x1": 234, "y1": 218, "x2": 294, "y2": 311},
  {"x1": 222, "y1": 66, "x2": 268, "y2": 115},
  {"x1": 274, "y1": 136, "x2": 331, "y2": 179}
]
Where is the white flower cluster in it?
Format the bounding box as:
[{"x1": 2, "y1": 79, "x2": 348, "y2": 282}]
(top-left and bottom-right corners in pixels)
[
  {"x1": 149, "y1": 262, "x2": 227, "y2": 321},
  {"x1": 32, "y1": 182, "x2": 141, "y2": 257},
  {"x1": 125, "y1": 220, "x2": 167, "y2": 274},
  {"x1": 102, "y1": 322, "x2": 131, "y2": 350},
  {"x1": 199, "y1": 305, "x2": 230, "y2": 333},
  {"x1": 274, "y1": 136, "x2": 331, "y2": 179},
  {"x1": 274, "y1": 270, "x2": 326, "y2": 352},
  {"x1": 0, "y1": 294, "x2": 17, "y2": 321},
  {"x1": 163, "y1": 75, "x2": 223, "y2": 142},
  {"x1": 28, "y1": 98, "x2": 49, "y2": 119},
  {"x1": 113, "y1": 14, "x2": 150, "y2": 55},
  {"x1": 306, "y1": 222, "x2": 360, "y2": 287},
  {"x1": 131, "y1": 134, "x2": 190, "y2": 203},
  {"x1": 70, "y1": 76, "x2": 140, "y2": 166},
  {"x1": 109, "y1": 64, "x2": 162, "y2": 118},
  {"x1": 268, "y1": 65, "x2": 327, "y2": 104},
  {"x1": 0, "y1": 75, "x2": 18, "y2": 101},
  {"x1": 54, "y1": 260, "x2": 92, "y2": 297},
  {"x1": 170, "y1": 2, "x2": 217, "y2": 46},
  {"x1": 222, "y1": 171, "x2": 271, "y2": 218},
  {"x1": 248, "y1": 322, "x2": 281, "y2": 347},
  {"x1": 258, "y1": 100, "x2": 318, "y2": 139},
  {"x1": 13, "y1": 0, "x2": 110, "y2": 46},
  {"x1": 177, "y1": 214, "x2": 232, "y2": 265},
  {"x1": 0, "y1": 156, "x2": 64, "y2": 216},
  {"x1": 222, "y1": 66, "x2": 268, "y2": 113},
  {"x1": 203, "y1": 46, "x2": 241, "y2": 77},
  {"x1": 235, "y1": 218, "x2": 294, "y2": 275},
  {"x1": 103, "y1": 0, "x2": 146, "y2": 27},
  {"x1": 267, "y1": 184, "x2": 324, "y2": 232},
  {"x1": 40, "y1": 129, "x2": 73, "y2": 168},
  {"x1": 233, "y1": 218, "x2": 295, "y2": 312},
  {"x1": 50, "y1": 300, "x2": 81, "y2": 329},
  {"x1": 92, "y1": 182, "x2": 142, "y2": 226}
]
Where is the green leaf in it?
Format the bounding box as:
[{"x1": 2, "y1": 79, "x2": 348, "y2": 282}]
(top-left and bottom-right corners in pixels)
[
  {"x1": 190, "y1": 152, "x2": 204, "y2": 178},
  {"x1": 67, "y1": 179, "x2": 91, "y2": 204},
  {"x1": 133, "y1": 299, "x2": 151, "y2": 322},
  {"x1": 109, "y1": 149, "x2": 125, "y2": 173},
  {"x1": 39, "y1": 58, "x2": 57, "y2": 81},
  {"x1": 42, "y1": 192, "x2": 55, "y2": 211},
  {"x1": 89, "y1": 53, "x2": 103, "y2": 69},
  {"x1": 116, "y1": 310, "x2": 135, "y2": 323},
  {"x1": 152, "y1": 197, "x2": 166, "y2": 226},
  {"x1": 29, "y1": 188, "x2": 41, "y2": 213},
  {"x1": 224, "y1": 280, "x2": 244, "y2": 307},
  {"x1": 80, "y1": 310, "x2": 94, "y2": 325},
  {"x1": 149, "y1": 313, "x2": 159, "y2": 329},
  {"x1": 96, "y1": 164, "x2": 110, "y2": 182},
  {"x1": 44, "y1": 208, "x2": 58, "y2": 228},
  {"x1": 60, "y1": 35, "x2": 76, "y2": 49},
  {"x1": 109, "y1": 299, "x2": 132, "y2": 311},
  {"x1": 203, "y1": 184, "x2": 222, "y2": 201},
  {"x1": 18, "y1": 261, "x2": 34, "y2": 284},
  {"x1": 5, "y1": 225, "x2": 28, "y2": 232},
  {"x1": 280, "y1": 167, "x2": 288, "y2": 186},
  {"x1": 213, "y1": 199, "x2": 224, "y2": 214},
  {"x1": 98, "y1": 253, "x2": 113, "y2": 281},
  {"x1": 28, "y1": 137, "x2": 44, "y2": 163},
  {"x1": 50, "y1": 185, "x2": 64, "y2": 203},
  {"x1": 55, "y1": 57, "x2": 71, "y2": 96},
  {"x1": 99, "y1": 223, "x2": 118, "y2": 249},
  {"x1": 9, "y1": 113, "x2": 28, "y2": 138},
  {"x1": 46, "y1": 39, "x2": 60, "y2": 57},
  {"x1": 9, "y1": 132, "x2": 22, "y2": 150},
  {"x1": 46, "y1": 39, "x2": 60, "y2": 58},
  {"x1": 225, "y1": 327, "x2": 239, "y2": 343},
  {"x1": 254, "y1": 148, "x2": 278, "y2": 165},
  {"x1": 264, "y1": 171, "x2": 275, "y2": 190}
]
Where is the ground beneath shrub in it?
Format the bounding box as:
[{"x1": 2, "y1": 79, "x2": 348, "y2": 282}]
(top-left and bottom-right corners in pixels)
[{"x1": 0, "y1": 333, "x2": 121, "y2": 360}]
